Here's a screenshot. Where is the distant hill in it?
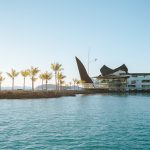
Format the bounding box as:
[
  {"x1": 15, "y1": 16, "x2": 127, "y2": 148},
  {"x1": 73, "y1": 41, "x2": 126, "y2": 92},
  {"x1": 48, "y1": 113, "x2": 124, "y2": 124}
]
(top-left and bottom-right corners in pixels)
[
  {"x1": 0, "y1": 85, "x2": 82, "y2": 91},
  {"x1": 36, "y1": 84, "x2": 82, "y2": 90},
  {"x1": 1, "y1": 86, "x2": 31, "y2": 90}
]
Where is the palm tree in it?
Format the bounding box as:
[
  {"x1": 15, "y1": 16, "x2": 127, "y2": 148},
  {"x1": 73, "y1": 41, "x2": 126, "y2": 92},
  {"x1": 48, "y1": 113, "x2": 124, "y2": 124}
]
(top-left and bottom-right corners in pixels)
[
  {"x1": 43, "y1": 71, "x2": 52, "y2": 91},
  {"x1": 31, "y1": 77, "x2": 38, "y2": 90},
  {"x1": 57, "y1": 72, "x2": 66, "y2": 90},
  {"x1": 29, "y1": 67, "x2": 40, "y2": 91},
  {"x1": 0, "y1": 72, "x2": 5, "y2": 91},
  {"x1": 51, "y1": 63, "x2": 63, "y2": 90},
  {"x1": 39, "y1": 73, "x2": 45, "y2": 90},
  {"x1": 72, "y1": 78, "x2": 78, "y2": 90},
  {"x1": 20, "y1": 69, "x2": 30, "y2": 90},
  {"x1": 7, "y1": 69, "x2": 19, "y2": 90},
  {"x1": 60, "y1": 80, "x2": 65, "y2": 90}
]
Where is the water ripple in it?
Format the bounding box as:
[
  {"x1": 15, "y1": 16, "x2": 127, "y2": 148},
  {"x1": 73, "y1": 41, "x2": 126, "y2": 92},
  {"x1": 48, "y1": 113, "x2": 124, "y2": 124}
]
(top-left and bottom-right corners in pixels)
[{"x1": 0, "y1": 95, "x2": 150, "y2": 149}]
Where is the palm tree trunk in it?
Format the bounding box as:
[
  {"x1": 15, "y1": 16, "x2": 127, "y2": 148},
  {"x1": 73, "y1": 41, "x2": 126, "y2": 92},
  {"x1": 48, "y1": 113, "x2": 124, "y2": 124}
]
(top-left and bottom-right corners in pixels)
[
  {"x1": 42, "y1": 80, "x2": 43, "y2": 91},
  {"x1": 55, "y1": 72, "x2": 57, "y2": 90},
  {"x1": 12, "y1": 78, "x2": 14, "y2": 90},
  {"x1": 57, "y1": 80, "x2": 60, "y2": 91},
  {"x1": 46, "y1": 80, "x2": 48, "y2": 91},
  {"x1": 23, "y1": 77, "x2": 25, "y2": 90},
  {"x1": 0, "y1": 82, "x2": 1, "y2": 91},
  {"x1": 32, "y1": 79, "x2": 34, "y2": 91},
  {"x1": 60, "y1": 82, "x2": 61, "y2": 90}
]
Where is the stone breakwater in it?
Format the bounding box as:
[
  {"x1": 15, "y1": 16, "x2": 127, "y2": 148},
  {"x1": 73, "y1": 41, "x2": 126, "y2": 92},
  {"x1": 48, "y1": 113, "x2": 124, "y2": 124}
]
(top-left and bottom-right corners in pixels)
[
  {"x1": 0, "y1": 90, "x2": 76, "y2": 99},
  {"x1": 0, "y1": 89, "x2": 109, "y2": 99}
]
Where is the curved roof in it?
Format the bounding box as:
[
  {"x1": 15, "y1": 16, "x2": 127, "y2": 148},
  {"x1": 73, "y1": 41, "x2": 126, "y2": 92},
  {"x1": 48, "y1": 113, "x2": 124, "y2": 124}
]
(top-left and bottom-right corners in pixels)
[{"x1": 100, "y1": 64, "x2": 128, "y2": 76}]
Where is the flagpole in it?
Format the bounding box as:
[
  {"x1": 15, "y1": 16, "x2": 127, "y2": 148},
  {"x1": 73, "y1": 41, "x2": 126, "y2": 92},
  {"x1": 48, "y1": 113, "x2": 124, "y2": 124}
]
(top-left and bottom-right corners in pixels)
[{"x1": 88, "y1": 49, "x2": 90, "y2": 74}]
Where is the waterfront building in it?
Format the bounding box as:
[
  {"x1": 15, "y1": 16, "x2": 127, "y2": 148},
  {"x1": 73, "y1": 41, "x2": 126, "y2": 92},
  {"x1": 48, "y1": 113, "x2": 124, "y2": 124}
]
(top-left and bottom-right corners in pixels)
[{"x1": 75, "y1": 57, "x2": 150, "y2": 91}]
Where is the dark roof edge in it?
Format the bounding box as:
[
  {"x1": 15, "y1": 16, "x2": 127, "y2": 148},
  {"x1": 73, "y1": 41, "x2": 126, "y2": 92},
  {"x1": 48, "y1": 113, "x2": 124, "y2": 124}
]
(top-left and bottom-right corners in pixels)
[{"x1": 100, "y1": 64, "x2": 128, "y2": 76}]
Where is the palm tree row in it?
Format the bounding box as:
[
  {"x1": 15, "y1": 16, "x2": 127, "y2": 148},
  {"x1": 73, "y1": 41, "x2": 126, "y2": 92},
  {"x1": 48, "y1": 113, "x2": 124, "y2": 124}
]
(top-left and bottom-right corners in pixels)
[
  {"x1": 0, "y1": 63, "x2": 66, "y2": 91},
  {"x1": 0, "y1": 63, "x2": 85, "y2": 91}
]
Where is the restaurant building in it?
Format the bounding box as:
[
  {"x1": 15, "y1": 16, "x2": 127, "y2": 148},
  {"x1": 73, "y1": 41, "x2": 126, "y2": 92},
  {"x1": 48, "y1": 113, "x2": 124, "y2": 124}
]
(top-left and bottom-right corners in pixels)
[{"x1": 76, "y1": 57, "x2": 150, "y2": 91}]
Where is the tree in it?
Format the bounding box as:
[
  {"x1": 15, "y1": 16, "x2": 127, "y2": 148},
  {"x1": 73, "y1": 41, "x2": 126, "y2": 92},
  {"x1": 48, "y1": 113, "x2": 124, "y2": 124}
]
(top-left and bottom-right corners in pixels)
[
  {"x1": 29, "y1": 67, "x2": 40, "y2": 91},
  {"x1": 0, "y1": 72, "x2": 5, "y2": 91},
  {"x1": 20, "y1": 69, "x2": 30, "y2": 90},
  {"x1": 57, "y1": 72, "x2": 66, "y2": 90},
  {"x1": 43, "y1": 71, "x2": 52, "y2": 91},
  {"x1": 7, "y1": 69, "x2": 19, "y2": 90},
  {"x1": 51, "y1": 63, "x2": 63, "y2": 90},
  {"x1": 39, "y1": 73, "x2": 45, "y2": 90},
  {"x1": 60, "y1": 80, "x2": 65, "y2": 90}
]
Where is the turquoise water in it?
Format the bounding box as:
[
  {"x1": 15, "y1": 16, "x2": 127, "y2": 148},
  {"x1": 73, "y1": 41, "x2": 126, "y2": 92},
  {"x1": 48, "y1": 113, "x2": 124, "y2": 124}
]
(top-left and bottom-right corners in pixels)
[{"x1": 0, "y1": 94, "x2": 150, "y2": 149}]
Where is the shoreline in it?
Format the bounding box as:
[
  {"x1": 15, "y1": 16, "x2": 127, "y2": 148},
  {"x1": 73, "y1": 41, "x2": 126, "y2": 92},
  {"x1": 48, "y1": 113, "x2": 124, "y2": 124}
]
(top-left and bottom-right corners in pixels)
[
  {"x1": 0, "y1": 90, "x2": 150, "y2": 99},
  {"x1": 0, "y1": 90, "x2": 77, "y2": 99}
]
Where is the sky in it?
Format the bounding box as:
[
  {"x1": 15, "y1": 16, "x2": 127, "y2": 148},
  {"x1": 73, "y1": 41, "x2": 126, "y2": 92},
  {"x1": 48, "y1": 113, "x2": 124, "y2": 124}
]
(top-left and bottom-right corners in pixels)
[{"x1": 0, "y1": 0, "x2": 150, "y2": 87}]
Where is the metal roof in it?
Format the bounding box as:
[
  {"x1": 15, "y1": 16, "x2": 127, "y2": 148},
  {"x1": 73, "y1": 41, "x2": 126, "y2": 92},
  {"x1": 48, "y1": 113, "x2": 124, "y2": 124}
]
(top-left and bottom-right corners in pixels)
[{"x1": 100, "y1": 64, "x2": 128, "y2": 76}]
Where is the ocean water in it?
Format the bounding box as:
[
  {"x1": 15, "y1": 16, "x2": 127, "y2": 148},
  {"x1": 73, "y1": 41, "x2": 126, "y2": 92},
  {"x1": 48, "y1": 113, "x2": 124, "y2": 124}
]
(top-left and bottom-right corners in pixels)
[{"x1": 0, "y1": 94, "x2": 150, "y2": 150}]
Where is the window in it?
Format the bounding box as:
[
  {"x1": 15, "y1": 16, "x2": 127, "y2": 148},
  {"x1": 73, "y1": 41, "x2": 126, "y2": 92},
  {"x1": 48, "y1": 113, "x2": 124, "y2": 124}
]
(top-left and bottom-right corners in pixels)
[
  {"x1": 128, "y1": 85, "x2": 136, "y2": 87},
  {"x1": 131, "y1": 80, "x2": 136, "y2": 84},
  {"x1": 142, "y1": 85, "x2": 150, "y2": 88},
  {"x1": 142, "y1": 80, "x2": 150, "y2": 83}
]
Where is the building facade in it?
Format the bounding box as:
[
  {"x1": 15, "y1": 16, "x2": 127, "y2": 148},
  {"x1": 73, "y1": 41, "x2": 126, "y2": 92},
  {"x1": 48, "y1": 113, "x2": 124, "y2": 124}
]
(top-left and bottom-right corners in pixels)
[{"x1": 75, "y1": 57, "x2": 150, "y2": 91}]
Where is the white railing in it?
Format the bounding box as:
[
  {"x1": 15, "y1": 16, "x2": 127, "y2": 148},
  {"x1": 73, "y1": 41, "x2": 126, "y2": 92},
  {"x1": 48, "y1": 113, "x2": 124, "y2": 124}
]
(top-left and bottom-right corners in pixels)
[{"x1": 81, "y1": 83, "x2": 109, "y2": 89}]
